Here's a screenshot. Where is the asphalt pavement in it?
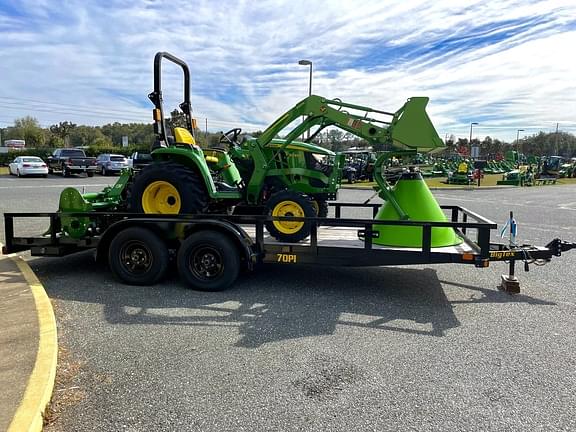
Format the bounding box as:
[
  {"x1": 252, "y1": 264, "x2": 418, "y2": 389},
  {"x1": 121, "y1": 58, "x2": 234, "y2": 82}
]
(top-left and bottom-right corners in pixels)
[{"x1": 2, "y1": 173, "x2": 576, "y2": 431}]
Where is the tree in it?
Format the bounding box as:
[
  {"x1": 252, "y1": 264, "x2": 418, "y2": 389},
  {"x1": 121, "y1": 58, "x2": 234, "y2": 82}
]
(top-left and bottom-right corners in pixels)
[
  {"x1": 69, "y1": 125, "x2": 111, "y2": 147},
  {"x1": 9, "y1": 116, "x2": 45, "y2": 147},
  {"x1": 49, "y1": 121, "x2": 77, "y2": 147}
]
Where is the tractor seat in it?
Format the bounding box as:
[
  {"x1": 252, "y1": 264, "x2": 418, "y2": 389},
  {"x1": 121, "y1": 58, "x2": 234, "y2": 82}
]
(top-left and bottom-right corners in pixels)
[{"x1": 214, "y1": 181, "x2": 238, "y2": 192}]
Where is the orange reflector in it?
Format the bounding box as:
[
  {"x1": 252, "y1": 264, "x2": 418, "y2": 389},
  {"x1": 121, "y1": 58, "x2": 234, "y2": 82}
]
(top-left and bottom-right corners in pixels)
[
  {"x1": 153, "y1": 109, "x2": 162, "y2": 121},
  {"x1": 462, "y1": 253, "x2": 474, "y2": 261},
  {"x1": 223, "y1": 164, "x2": 230, "y2": 169},
  {"x1": 191, "y1": 118, "x2": 198, "y2": 129}
]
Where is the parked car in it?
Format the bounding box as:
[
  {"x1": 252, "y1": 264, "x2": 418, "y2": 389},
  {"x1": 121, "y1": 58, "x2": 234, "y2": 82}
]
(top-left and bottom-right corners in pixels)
[
  {"x1": 96, "y1": 154, "x2": 129, "y2": 175},
  {"x1": 9, "y1": 156, "x2": 48, "y2": 177},
  {"x1": 127, "y1": 152, "x2": 153, "y2": 170},
  {"x1": 47, "y1": 148, "x2": 97, "y2": 177}
]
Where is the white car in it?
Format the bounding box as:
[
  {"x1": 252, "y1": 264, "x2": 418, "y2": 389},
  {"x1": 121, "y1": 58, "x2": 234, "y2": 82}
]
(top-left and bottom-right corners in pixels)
[{"x1": 9, "y1": 156, "x2": 49, "y2": 177}]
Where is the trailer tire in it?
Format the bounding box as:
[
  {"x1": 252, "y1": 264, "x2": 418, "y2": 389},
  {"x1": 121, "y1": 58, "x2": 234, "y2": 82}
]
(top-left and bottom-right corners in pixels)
[
  {"x1": 108, "y1": 227, "x2": 169, "y2": 285},
  {"x1": 177, "y1": 231, "x2": 240, "y2": 291},
  {"x1": 129, "y1": 161, "x2": 208, "y2": 214},
  {"x1": 265, "y1": 190, "x2": 316, "y2": 242}
]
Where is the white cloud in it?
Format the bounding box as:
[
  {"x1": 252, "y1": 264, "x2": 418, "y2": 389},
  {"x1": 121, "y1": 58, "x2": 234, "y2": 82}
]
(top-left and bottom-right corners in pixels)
[{"x1": 0, "y1": 0, "x2": 574, "y2": 143}]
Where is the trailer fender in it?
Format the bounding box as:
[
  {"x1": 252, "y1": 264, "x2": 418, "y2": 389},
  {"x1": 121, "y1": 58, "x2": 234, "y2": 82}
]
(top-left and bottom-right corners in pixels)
[{"x1": 181, "y1": 220, "x2": 256, "y2": 271}]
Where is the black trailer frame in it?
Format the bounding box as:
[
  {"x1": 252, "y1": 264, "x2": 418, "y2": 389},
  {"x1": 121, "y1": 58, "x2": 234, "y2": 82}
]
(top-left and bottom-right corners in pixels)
[{"x1": 3, "y1": 203, "x2": 575, "y2": 293}]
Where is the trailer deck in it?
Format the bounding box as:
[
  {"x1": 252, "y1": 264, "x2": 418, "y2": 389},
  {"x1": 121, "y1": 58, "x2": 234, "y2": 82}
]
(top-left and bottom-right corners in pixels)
[{"x1": 3, "y1": 202, "x2": 575, "y2": 293}]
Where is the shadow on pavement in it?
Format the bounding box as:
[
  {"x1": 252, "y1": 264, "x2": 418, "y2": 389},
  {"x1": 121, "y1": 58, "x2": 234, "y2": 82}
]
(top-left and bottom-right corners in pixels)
[{"x1": 32, "y1": 252, "x2": 555, "y2": 348}]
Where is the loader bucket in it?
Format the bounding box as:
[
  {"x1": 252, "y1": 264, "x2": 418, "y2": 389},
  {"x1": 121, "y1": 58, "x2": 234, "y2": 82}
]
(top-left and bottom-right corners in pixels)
[
  {"x1": 373, "y1": 172, "x2": 462, "y2": 248},
  {"x1": 390, "y1": 97, "x2": 444, "y2": 152}
]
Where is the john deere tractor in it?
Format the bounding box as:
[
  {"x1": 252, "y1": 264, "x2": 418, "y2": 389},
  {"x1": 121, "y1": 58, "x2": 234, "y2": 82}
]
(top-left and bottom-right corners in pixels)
[{"x1": 59, "y1": 52, "x2": 441, "y2": 245}]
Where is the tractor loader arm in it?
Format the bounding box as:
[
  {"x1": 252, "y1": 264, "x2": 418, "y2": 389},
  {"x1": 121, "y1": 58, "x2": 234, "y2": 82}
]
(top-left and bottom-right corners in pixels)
[{"x1": 256, "y1": 95, "x2": 445, "y2": 153}]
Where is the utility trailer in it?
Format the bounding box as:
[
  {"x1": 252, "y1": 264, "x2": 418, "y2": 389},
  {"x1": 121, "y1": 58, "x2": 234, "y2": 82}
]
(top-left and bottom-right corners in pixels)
[{"x1": 3, "y1": 203, "x2": 574, "y2": 293}]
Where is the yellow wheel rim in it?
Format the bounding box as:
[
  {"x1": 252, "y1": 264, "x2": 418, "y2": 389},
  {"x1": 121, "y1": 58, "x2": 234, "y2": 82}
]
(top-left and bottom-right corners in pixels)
[
  {"x1": 141, "y1": 181, "x2": 182, "y2": 214},
  {"x1": 272, "y1": 200, "x2": 305, "y2": 234}
]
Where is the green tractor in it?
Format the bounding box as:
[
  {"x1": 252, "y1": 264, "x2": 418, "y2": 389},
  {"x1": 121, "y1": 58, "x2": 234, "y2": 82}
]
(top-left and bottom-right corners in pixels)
[
  {"x1": 58, "y1": 52, "x2": 445, "y2": 243},
  {"x1": 128, "y1": 52, "x2": 346, "y2": 242},
  {"x1": 127, "y1": 52, "x2": 446, "y2": 242}
]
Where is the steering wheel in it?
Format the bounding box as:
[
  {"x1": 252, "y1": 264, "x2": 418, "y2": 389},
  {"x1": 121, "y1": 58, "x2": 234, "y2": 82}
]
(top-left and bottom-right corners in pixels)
[{"x1": 219, "y1": 128, "x2": 242, "y2": 147}]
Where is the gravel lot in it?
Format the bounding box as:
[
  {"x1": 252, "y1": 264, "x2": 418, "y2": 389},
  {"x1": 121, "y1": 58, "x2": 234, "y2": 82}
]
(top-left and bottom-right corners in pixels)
[{"x1": 2, "y1": 173, "x2": 576, "y2": 431}]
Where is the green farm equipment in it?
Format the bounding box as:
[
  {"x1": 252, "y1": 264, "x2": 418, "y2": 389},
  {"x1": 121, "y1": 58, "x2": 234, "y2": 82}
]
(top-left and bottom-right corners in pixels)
[
  {"x1": 58, "y1": 52, "x2": 445, "y2": 243},
  {"x1": 446, "y1": 159, "x2": 472, "y2": 185}
]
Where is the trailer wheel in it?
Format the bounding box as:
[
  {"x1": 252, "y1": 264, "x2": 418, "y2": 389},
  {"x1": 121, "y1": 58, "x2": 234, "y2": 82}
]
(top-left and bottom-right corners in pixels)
[
  {"x1": 108, "y1": 227, "x2": 169, "y2": 285},
  {"x1": 129, "y1": 161, "x2": 208, "y2": 214},
  {"x1": 177, "y1": 231, "x2": 240, "y2": 291},
  {"x1": 265, "y1": 190, "x2": 315, "y2": 242}
]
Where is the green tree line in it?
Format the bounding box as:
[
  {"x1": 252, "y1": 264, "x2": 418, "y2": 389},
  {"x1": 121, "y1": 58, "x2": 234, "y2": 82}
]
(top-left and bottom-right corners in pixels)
[
  {"x1": 443, "y1": 132, "x2": 576, "y2": 158},
  {"x1": 1, "y1": 116, "x2": 575, "y2": 158}
]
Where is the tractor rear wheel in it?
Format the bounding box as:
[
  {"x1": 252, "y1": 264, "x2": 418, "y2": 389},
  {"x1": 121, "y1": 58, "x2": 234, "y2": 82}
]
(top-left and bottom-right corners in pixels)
[
  {"x1": 265, "y1": 190, "x2": 316, "y2": 243},
  {"x1": 129, "y1": 161, "x2": 208, "y2": 214}
]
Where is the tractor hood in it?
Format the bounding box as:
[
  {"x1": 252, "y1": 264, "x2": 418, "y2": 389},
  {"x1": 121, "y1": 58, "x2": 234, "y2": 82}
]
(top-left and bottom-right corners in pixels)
[{"x1": 268, "y1": 139, "x2": 335, "y2": 156}]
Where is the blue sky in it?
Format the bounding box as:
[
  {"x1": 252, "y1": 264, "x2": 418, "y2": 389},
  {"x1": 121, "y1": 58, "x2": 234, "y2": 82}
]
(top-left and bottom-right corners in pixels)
[{"x1": 0, "y1": 0, "x2": 575, "y2": 142}]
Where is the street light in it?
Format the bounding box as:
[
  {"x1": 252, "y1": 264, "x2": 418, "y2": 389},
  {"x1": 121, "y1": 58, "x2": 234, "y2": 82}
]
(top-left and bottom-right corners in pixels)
[
  {"x1": 298, "y1": 59, "x2": 312, "y2": 139},
  {"x1": 469, "y1": 122, "x2": 478, "y2": 157},
  {"x1": 516, "y1": 129, "x2": 524, "y2": 157}
]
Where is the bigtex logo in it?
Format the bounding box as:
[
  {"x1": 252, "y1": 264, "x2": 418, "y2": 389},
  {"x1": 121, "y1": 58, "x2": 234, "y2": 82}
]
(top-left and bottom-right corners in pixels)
[{"x1": 489, "y1": 251, "x2": 516, "y2": 259}]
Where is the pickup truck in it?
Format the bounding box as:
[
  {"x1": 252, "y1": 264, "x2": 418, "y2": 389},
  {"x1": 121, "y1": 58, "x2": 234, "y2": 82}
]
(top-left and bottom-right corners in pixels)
[
  {"x1": 127, "y1": 152, "x2": 153, "y2": 170},
  {"x1": 47, "y1": 148, "x2": 97, "y2": 177}
]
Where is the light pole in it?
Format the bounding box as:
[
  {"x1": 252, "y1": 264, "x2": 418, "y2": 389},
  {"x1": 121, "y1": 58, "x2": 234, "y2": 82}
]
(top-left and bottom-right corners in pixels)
[
  {"x1": 298, "y1": 59, "x2": 312, "y2": 139},
  {"x1": 469, "y1": 122, "x2": 478, "y2": 158},
  {"x1": 516, "y1": 129, "x2": 524, "y2": 157}
]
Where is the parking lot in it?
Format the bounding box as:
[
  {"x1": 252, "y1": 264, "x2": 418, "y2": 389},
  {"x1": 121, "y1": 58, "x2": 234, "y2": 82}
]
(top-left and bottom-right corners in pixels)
[{"x1": 2, "y1": 174, "x2": 576, "y2": 431}]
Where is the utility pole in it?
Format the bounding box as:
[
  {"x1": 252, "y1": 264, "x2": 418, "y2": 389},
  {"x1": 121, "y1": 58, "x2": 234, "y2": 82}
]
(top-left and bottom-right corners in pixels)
[
  {"x1": 555, "y1": 122, "x2": 559, "y2": 155},
  {"x1": 298, "y1": 59, "x2": 313, "y2": 140},
  {"x1": 469, "y1": 122, "x2": 478, "y2": 158},
  {"x1": 205, "y1": 118, "x2": 208, "y2": 145}
]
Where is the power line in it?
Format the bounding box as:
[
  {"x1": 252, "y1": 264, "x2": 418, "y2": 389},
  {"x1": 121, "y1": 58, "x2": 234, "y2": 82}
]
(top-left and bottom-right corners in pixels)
[{"x1": 0, "y1": 96, "x2": 149, "y2": 117}]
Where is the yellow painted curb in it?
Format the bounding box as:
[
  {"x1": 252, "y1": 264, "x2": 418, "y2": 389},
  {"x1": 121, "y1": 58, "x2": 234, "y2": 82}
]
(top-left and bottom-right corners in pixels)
[{"x1": 8, "y1": 256, "x2": 58, "y2": 432}]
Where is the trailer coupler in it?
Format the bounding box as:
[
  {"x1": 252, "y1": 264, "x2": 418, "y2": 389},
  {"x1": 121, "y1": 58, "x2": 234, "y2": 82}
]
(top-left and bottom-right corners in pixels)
[
  {"x1": 492, "y1": 238, "x2": 576, "y2": 294},
  {"x1": 545, "y1": 238, "x2": 576, "y2": 256}
]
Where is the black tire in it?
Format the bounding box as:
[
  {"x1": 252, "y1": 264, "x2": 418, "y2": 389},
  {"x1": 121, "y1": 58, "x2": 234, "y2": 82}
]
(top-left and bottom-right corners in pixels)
[
  {"x1": 108, "y1": 227, "x2": 169, "y2": 285},
  {"x1": 17, "y1": 169, "x2": 22, "y2": 178},
  {"x1": 347, "y1": 173, "x2": 356, "y2": 184},
  {"x1": 62, "y1": 164, "x2": 70, "y2": 177},
  {"x1": 129, "y1": 161, "x2": 208, "y2": 214},
  {"x1": 102, "y1": 166, "x2": 107, "y2": 176},
  {"x1": 312, "y1": 199, "x2": 329, "y2": 218},
  {"x1": 177, "y1": 231, "x2": 240, "y2": 291},
  {"x1": 265, "y1": 190, "x2": 316, "y2": 242},
  {"x1": 87, "y1": 171, "x2": 94, "y2": 177}
]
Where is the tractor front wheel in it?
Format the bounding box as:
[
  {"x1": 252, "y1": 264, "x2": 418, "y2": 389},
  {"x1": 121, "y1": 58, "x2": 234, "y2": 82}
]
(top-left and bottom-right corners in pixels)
[
  {"x1": 311, "y1": 199, "x2": 329, "y2": 218},
  {"x1": 129, "y1": 162, "x2": 208, "y2": 214},
  {"x1": 265, "y1": 190, "x2": 316, "y2": 243}
]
